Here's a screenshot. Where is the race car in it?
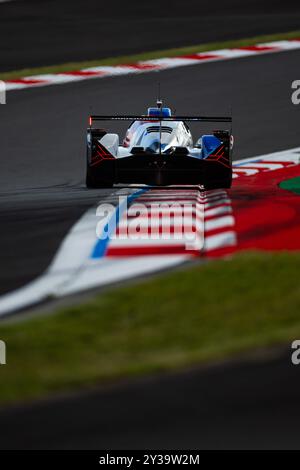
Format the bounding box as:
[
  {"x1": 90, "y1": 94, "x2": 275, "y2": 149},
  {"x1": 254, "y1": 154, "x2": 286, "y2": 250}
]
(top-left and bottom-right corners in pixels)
[{"x1": 86, "y1": 101, "x2": 233, "y2": 188}]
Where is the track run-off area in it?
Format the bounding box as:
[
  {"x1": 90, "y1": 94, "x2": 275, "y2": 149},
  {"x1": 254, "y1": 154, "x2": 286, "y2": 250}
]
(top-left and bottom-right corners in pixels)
[{"x1": 0, "y1": 41, "x2": 300, "y2": 316}]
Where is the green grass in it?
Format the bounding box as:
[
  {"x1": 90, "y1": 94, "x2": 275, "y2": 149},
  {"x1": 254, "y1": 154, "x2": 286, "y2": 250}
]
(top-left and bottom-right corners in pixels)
[
  {"x1": 1, "y1": 30, "x2": 300, "y2": 81},
  {"x1": 1, "y1": 251, "x2": 300, "y2": 406}
]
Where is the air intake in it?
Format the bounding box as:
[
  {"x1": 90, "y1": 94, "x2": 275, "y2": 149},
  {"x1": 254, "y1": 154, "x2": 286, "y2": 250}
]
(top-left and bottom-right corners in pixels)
[{"x1": 146, "y1": 126, "x2": 173, "y2": 134}]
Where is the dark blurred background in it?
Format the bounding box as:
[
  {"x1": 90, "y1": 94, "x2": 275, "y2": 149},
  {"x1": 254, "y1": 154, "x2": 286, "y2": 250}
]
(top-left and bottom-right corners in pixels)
[{"x1": 1, "y1": 0, "x2": 300, "y2": 72}]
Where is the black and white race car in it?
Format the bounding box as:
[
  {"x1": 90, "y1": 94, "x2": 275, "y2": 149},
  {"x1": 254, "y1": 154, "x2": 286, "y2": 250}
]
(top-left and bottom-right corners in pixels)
[{"x1": 86, "y1": 102, "x2": 233, "y2": 188}]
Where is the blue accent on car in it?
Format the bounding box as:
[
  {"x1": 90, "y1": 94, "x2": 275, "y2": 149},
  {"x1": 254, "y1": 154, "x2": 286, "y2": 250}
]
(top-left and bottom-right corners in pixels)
[
  {"x1": 201, "y1": 135, "x2": 222, "y2": 159},
  {"x1": 147, "y1": 107, "x2": 172, "y2": 117}
]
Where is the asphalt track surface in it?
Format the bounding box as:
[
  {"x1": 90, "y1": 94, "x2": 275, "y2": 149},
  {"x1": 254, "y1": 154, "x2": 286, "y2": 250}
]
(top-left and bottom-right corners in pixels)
[
  {"x1": 1, "y1": 0, "x2": 300, "y2": 72},
  {"x1": 0, "y1": 50, "x2": 300, "y2": 448}
]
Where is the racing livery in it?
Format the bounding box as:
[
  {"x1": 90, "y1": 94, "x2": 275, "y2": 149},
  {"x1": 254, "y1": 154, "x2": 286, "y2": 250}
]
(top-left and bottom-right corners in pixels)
[{"x1": 86, "y1": 102, "x2": 233, "y2": 188}]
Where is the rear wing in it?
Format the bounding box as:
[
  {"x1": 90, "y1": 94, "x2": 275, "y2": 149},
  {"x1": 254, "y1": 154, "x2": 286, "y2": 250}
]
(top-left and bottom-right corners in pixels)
[{"x1": 89, "y1": 115, "x2": 232, "y2": 125}]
